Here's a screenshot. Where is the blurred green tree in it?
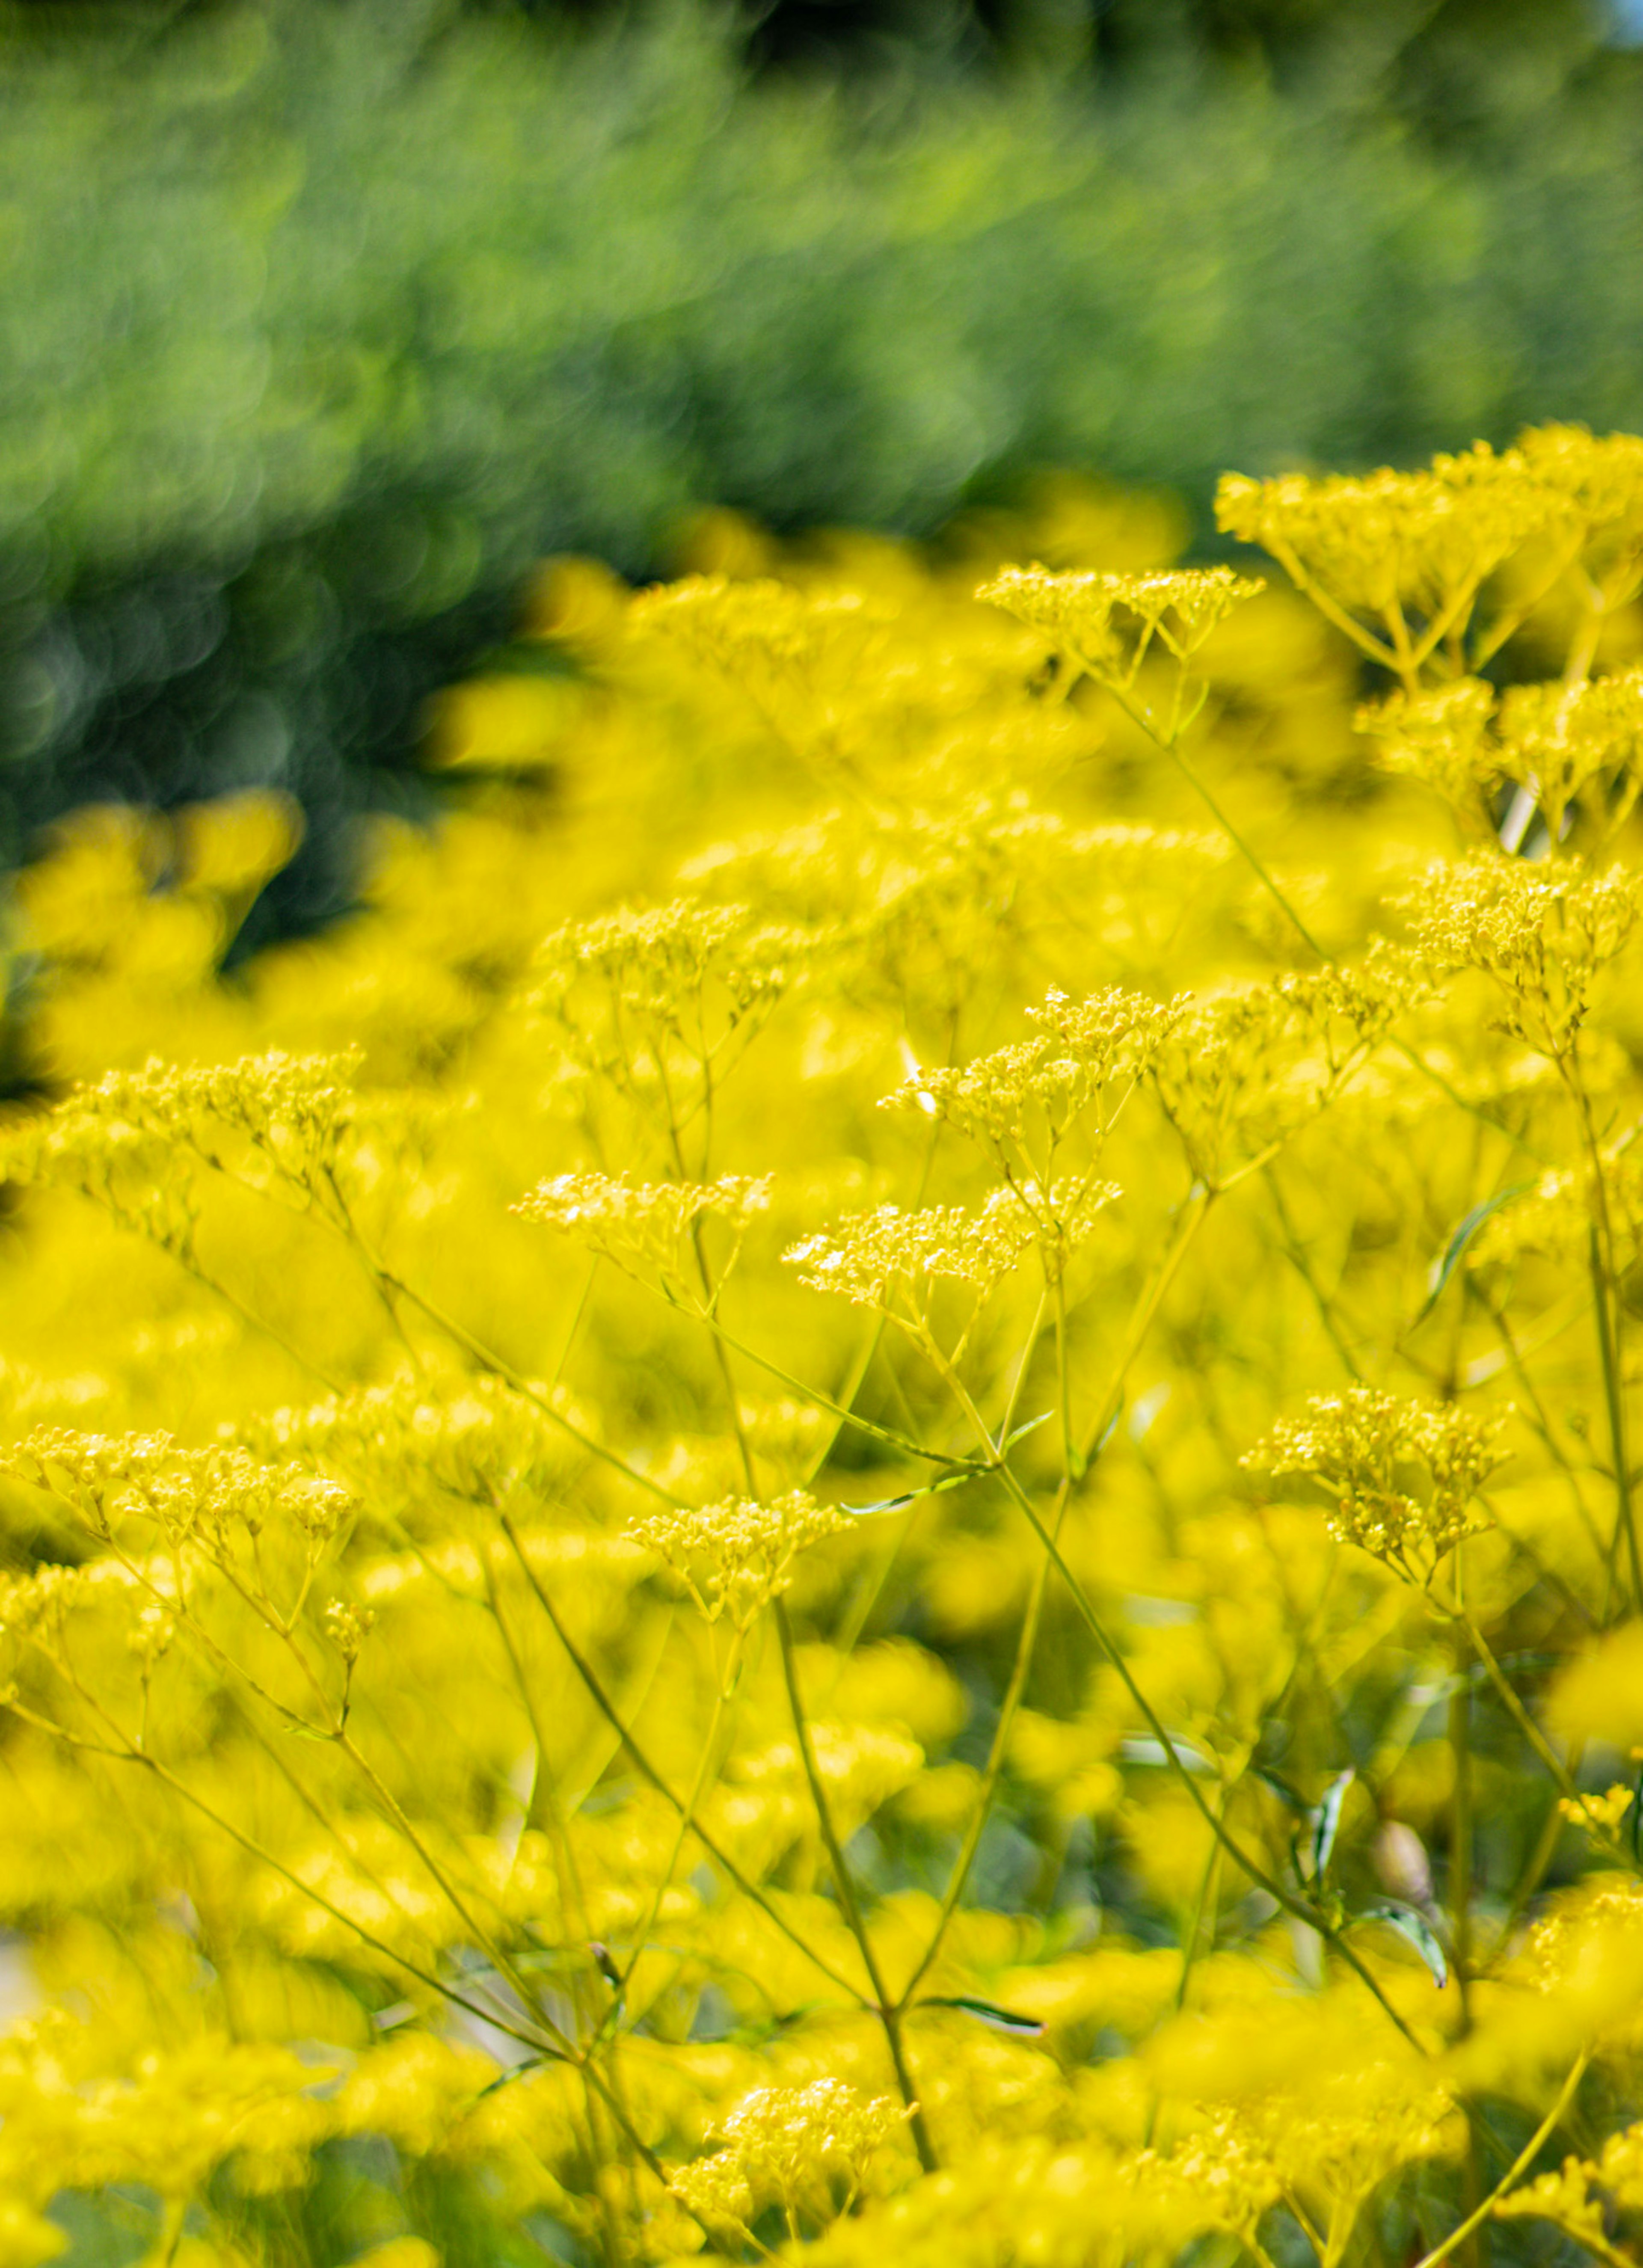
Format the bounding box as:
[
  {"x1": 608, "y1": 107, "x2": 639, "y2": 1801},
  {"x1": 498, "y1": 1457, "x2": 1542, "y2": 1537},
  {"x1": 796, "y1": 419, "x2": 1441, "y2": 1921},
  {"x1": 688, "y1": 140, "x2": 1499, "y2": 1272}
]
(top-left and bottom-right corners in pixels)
[{"x1": 1, "y1": 0, "x2": 1640, "y2": 928}]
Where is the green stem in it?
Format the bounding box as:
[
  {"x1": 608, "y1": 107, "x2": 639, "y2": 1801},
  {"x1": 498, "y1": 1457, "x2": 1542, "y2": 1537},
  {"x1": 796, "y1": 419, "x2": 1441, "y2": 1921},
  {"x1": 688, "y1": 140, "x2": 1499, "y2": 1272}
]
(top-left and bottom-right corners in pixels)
[
  {"x1": 619, "y1": 1651, "x2": 738, "y2": 1997},
  {"x1": 1567, "y1": 1064, "x2": 1639, "y2": 1611},
  {"x1": 1589, "y1": 1221, "x2": 1640, "y2": 1614},
  {"x1": 1411, "y1": 2055, "x2": 1589, "y2": 2268},
  {"x1": 1447, "y1": 1613, "x2": 1474, "y2": 2028},
  {"x1": 499, "y1": 1514, "x2": 866, "y2": 2004},
  {"x1": 375, "y1": 1266, "x2": 685, "y2": 1504},
  {"x1": 984, "y1": 1452, "x2": 1420, "y2": 2044},
  {"x1": 899, "y1": 1188, "x2": 1213, "y2": 2006},
  {"x1": 771, "y1": 1598, "x2": 938, "y2": 2173}
]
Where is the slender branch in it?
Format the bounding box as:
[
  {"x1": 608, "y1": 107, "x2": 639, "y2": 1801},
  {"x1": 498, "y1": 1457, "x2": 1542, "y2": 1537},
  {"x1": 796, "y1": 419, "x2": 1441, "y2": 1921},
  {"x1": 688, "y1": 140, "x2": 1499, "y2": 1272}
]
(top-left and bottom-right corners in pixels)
[
  {"x1": 498, "y1": 1514, "x2": 865, "y2": 2004},
  {"x1": 771, "y1": 1598, "x2": 938, "y2": 2173},
  {"x1": 1411, "y1": 2055, "x2": 1590, "y2": 2268}
]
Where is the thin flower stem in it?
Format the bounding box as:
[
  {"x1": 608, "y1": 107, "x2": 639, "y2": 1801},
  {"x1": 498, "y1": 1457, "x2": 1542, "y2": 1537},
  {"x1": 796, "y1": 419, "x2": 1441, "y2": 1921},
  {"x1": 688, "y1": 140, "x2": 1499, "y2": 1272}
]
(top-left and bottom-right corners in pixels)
[
  {"x1": 66, "y1": 1681, "x2": 675, "y2": 2180},
  {"x1": 1104, "y1": 664, "x2": 1536, "y2": 1158},
  {"x1": 899, "y1": 1186, "x2": 1212, "y2": 2007},
  {"x1": 982, "y1": 1446, "x2": 1421, "y2": 2043},
  {"x1": 619, "y1": 1639, "x2": 742, "y2": 1996},
  {"x1": 498, "y1": 1513, "x2": 865, "y2": 2004},
  {"x1": 1102, "y1": 680, "x2": 1327, "y2": 960},
  {"x1": 1410, "y1": 2054, "x2": 1589, "y2": 2268},
  {"x1": 668, "y1": 1295, "x2": 974, "y2": 1471},
  {"x1": 1261, "y1": 537, "x2": 1402, "y2": 672},
  {"x1": 1447, "y1": 1601, "x2": 1474, "y2": 2027},
  {"x1": 374, "y1": 1264, "x2": 685, "y2": 1505},
  {"x1": 1455, "y1": 1607, "x2": 1633, "y2": 1869},
  {"x1": 771, "y1": 1597, "x2": 938, "y2": 2174}
]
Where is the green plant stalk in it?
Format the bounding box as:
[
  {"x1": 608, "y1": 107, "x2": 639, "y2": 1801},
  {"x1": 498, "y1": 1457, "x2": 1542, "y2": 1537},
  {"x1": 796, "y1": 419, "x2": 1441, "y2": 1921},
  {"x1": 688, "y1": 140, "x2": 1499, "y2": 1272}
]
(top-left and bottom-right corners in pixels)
[
  {"x1": 1141, "y1": 1790, "x2": 1228, "y2": 2149},
  {"x1": 916, "y1": 1308, "x2": 1421, "y2": 2036},
  {"x1": 979, "y1": 1446, "x2": 1420, "y2": 2043},
  {"x1": 689, "y1": 1208, "x2": 935, "y2": 2162},
  {"x1": 899, "y1": 1186, "x2": 1213, "y2": 2006},
  {"x1": 1565, "y1": 1050, "x2": 1640, "y2": 1611},
  {"x1": 1587, "y1": 1221, "x2": 1641, "y2": 1614},
  {"x1": 1103, "y1": 678, "x2": 1328, "y2": 960},
  {"x1": 1456, "y1": 1607, "x2": 1634, "y2": 1869},
  {"x1": 1447, "y1": 1625, "x2": 1474, "y2": 2022},
  {"x1": 1411, "y1": 2054, "x2": 1589, "y2": 2268},
  {"x1": 499, "y1": 1513, "x2": 866, "y2": 2004},
  {"x1": 619, "y1": 1638, "x2": 742, "y2": 1999},
  {"x1": 771, "y1": 1597, "x2": 939, "y2": 2175},
  {"x1": 62, "y1": 1670, "x2": 675, "y2": 2182}
]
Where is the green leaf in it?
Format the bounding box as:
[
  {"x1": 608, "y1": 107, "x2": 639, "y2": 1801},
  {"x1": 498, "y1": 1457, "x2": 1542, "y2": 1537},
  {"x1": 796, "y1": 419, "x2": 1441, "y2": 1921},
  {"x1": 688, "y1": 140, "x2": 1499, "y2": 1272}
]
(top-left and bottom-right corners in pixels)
[
  {"x1": 1119, "y1": 1734, "x2": 1213, "y2": 1774},
  {"x1": 842, "y1": 1465, "x2": 982, "y2": 1516},
  {"x1": 1311, "y1": 1768, "x2": 1355, "y2": 1885},
  {"x1": 1353, "y1": 1901, "x2": 1449, "y2": 1989},
  {"x1": 477, "y1": 2055, "x2": 553, "y2": 2098},
  {"x1": 997, "y1": 1410, "x2": 1053, "y2": 1455},
  {"x1": 916, "y1": 1995, "x2": 1046, "y2": 2037},
  {"x1": 1418, "y1": 1183, "x2": 1533, "y2": 1321}
]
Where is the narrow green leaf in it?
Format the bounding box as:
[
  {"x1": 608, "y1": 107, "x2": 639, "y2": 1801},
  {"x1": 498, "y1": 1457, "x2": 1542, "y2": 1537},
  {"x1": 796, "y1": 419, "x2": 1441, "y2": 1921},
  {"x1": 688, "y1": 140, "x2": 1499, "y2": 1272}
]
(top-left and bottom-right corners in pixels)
[
  {"x1": 1311, "y1": 1768, "x2": 1355, "y2": 1885},
  {"x1": 1119, "y1": 1734, "x2": 1213, "y2": 1774},
  {"x1": 1418, "y1": 1183, "x2": 1533, "y2": 1321},
  {"x1": 842, "y1": 1465, "x2": 981, "y2": 1516},
  {"x1": 1353, "y1": 1901, "x2": 1449, "y2": 1988},
  {"x1": 477, "y1": 2055, "x2": 552, "y2": 2098},
  {"x1": 916, "y1": 1995, "x2": 1046, "y2": 2037},
  {"x1": 998, "y1": 1410, "x2": 1053, "y2": 1455}
]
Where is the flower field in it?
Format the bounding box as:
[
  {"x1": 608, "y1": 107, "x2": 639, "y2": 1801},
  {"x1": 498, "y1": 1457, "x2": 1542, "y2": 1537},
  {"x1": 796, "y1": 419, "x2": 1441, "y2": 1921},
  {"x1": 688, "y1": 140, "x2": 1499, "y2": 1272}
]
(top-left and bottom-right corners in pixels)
[{"x1": 2, "y1": 434, "x2": 1643, "y2": 2266}]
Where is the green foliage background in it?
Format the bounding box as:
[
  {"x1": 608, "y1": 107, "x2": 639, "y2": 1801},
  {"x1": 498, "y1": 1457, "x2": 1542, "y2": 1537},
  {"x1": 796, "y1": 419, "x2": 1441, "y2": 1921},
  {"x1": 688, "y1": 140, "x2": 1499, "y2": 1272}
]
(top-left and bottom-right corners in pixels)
[{"x1": 6, "y1": 0, "x2": 1643, "y2": 924}]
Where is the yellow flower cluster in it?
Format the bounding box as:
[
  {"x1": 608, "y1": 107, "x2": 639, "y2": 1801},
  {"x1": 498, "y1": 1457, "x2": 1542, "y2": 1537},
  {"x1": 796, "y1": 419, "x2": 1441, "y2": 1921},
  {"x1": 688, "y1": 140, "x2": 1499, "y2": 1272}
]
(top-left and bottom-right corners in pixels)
[
  {"x1": 628, "y1": 1488, "x2": 851, "y2": 1627},
  {"x1": 786, "y1": 1178, "x2": 1118, "y2": 1321},
  {"x1": 1, "y1": 1426, "x2": 353, "y2": 1552},
  {"x1": 669, "y1": 2079, "x2": 910, "y2": 2239},
  {"x1": 513, "y1": 1169, "x2": 770, "y2": 1284},
  {"x1": 1245, "y1": 1386, "x2": 1504, "y2": 1576},
  {"x1": 1405, "y1": 854, "x2": 1641, "y2": 1056},
  {"x1": 0, "y1": 440, "x2": 1641, "y2": 2266},
  {"x1": 979, "y1": 565, "x2": 1266, "y2": 680}
]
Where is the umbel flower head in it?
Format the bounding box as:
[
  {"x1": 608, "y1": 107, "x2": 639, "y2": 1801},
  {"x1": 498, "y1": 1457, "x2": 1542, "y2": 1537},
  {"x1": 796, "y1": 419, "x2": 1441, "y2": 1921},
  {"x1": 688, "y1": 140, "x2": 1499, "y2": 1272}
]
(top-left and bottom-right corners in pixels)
[
  {"x1": 238, "y1": 1368, "x2": 588, "y2": 1512},
  {"x1": 0, "y1": 1428, "x2": 353, "y2": 1558},
  {"x1": 1496, "y1": 2120, "x2": 1643, "y2": 2250},
  {"x1": 1215, "y1": 445, "x2": 1550, "y2": 628},
  {"x1": 786, "y1": 1178, "x2": 1118, "y2": 1319},
  {"x1": 979, "y1": 565, "x2": 1264, "y2": 685},
  {"x1": 668, "y1": 2079, "x2": 910, "y2": 2235},
  {"x1": 1403, "y1": 855, "x2": 1641, "y2": 1058},
  {"x1": 1127, "y1": 2110, "x2": 1284, "y2": 2243},
  {"x1": 1494, "y1": 667, "x2": 1643, "y2": 846},
  {"x1": 1357, "y1": 679, "x2": 1502, "y2": 827},
  {"x1": 512, "y1": 1170, "x2": 770, "y2": 1287},
  {"x1": 884, "y1": 984, "x2": 1181, "y2": 1164},
  {"x1": 627, "y1": 1489, "x2": 851, "y2": 1629},
  {"x1": 1244, "y1": 1387, "x2": 1504, "y2": 1580}
]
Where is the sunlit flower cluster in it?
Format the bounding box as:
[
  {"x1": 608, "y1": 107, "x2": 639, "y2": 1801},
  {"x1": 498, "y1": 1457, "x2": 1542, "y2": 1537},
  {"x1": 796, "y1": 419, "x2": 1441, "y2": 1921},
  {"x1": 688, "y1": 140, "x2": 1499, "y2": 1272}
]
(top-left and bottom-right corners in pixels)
[
  {"x1": 0, "y1": 438, "x2": 1640, "y2": 2266},
  {"x1": 1245, "y1": 1386, "x2": 1504, "y2": 1575}
]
